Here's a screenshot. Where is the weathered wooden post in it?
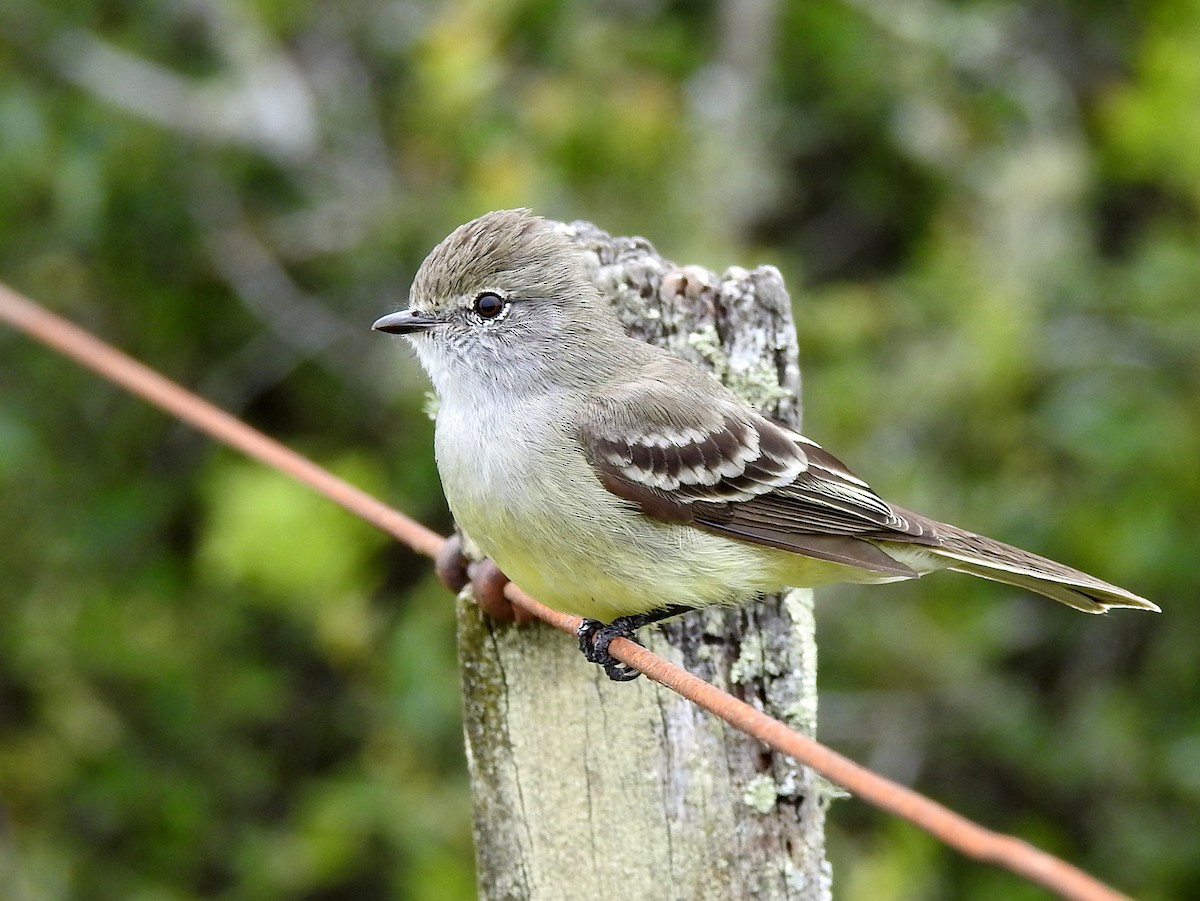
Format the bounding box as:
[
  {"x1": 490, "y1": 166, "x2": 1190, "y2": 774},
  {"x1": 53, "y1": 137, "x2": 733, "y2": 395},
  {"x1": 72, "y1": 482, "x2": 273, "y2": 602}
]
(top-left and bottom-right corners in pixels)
[{"x1": 456, "y1": 220, "x2": 831, "y2": 900}]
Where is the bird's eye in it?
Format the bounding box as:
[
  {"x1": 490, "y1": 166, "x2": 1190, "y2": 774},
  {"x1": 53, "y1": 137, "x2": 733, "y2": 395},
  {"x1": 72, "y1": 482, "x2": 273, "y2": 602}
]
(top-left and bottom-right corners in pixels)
[{"x1": 473, "y1": 292, "x2": 506, "y2": 319}]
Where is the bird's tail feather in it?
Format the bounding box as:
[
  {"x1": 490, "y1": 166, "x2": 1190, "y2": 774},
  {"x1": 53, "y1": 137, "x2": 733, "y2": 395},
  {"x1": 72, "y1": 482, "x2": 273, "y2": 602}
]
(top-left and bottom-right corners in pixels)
[
  {"x1": 942, "y1": 558, "x2": 1134, "y2": 613},
  {"x1": 923, "y1": 521, "x2": 1160, "y2": 614}
]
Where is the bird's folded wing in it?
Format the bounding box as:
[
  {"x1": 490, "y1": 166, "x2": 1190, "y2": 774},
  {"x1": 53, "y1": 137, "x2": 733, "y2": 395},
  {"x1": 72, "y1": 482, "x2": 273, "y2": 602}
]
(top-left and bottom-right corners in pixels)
[{"x1": 577, "y1": 381, "x2": 936, "y2": 577}]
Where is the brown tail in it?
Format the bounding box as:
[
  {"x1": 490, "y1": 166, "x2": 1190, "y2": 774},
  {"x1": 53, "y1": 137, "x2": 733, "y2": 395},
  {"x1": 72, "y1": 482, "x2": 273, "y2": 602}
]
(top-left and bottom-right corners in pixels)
[
  {"x1": 923, "y1": 520, "x2": 1159, "y2": 614},
  {"x1": 882, "y1": 506, "x2": 1160, "y2": 613}
]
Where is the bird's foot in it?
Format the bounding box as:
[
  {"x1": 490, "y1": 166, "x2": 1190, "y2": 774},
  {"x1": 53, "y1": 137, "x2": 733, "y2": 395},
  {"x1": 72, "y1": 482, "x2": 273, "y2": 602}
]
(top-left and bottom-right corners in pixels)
[
  {"x1": 577, "y1": 605, "x2": 694, "y2": 681},
  {"x1": 577, "y1": 618, "x2": 644, "y2": 681}
]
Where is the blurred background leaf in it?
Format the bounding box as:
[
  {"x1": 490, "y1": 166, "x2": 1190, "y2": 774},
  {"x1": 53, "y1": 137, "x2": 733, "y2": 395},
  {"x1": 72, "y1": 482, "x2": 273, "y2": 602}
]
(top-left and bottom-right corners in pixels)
[{"x1": 1, "y1": 0, "x2": 1197, "y2": 898}]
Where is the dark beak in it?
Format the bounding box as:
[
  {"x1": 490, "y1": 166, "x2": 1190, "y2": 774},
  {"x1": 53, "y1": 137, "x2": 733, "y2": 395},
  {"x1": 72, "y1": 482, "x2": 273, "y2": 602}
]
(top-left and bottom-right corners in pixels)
[{"x1": 372, "y1": 309, "x2": 441, "y2": 334}]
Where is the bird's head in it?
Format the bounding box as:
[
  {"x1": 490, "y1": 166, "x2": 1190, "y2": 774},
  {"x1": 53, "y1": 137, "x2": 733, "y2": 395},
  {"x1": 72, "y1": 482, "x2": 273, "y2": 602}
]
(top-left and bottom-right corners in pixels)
[{"x1": 374, "y1": 209, "x2": 621, "y2": 397}]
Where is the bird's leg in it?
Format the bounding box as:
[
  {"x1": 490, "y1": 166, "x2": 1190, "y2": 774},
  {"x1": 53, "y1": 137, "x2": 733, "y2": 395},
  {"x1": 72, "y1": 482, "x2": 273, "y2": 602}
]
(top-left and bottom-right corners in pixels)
[{"x1": 577, "y1": 605, "x2": 694, "y2": 682}]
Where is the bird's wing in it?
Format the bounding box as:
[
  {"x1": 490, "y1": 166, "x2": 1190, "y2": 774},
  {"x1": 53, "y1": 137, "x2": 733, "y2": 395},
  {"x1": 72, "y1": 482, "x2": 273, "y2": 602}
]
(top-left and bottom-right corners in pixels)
[{"x1": 577, "y1": 380, "x2": 935, "y2": 577}]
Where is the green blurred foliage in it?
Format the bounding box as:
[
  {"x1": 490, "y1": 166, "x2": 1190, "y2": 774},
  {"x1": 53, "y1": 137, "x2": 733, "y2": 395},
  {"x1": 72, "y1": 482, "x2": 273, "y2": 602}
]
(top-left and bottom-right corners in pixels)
[{"x1": 1, "y1": 0, "x2": 1198, "y2": 898}]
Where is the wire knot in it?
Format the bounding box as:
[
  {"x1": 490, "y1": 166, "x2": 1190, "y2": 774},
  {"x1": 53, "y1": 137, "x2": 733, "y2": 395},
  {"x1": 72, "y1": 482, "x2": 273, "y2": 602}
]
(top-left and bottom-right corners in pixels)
[{"x1": 435, "y1": 534, "x2": 535, "y2": 624}]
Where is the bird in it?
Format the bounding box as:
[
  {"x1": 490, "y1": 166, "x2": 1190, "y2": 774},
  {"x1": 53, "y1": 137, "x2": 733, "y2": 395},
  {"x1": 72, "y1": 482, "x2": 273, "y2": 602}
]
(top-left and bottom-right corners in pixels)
[{"x1": 374, "y1": 209, "x2": 1159, "y2": 681}]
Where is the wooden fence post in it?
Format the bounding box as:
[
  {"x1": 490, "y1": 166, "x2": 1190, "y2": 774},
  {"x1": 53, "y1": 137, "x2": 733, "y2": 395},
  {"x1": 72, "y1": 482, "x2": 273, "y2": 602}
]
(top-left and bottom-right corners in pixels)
[{"x1": 456, "y1": 220, "x2": 832, "y2": 900}]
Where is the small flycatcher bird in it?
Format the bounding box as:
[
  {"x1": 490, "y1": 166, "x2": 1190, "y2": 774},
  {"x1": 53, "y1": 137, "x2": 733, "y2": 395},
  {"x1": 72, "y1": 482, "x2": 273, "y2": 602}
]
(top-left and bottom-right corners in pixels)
[{"x1": 374, "y1": 209, "x2": 1158, "y2": 681}]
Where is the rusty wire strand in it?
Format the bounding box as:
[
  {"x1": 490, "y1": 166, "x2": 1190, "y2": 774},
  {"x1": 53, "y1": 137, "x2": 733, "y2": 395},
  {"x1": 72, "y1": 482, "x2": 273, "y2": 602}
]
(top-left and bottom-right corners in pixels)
[{"x1": 0, "y1": 281, "x2": 1133, "y2": 901}]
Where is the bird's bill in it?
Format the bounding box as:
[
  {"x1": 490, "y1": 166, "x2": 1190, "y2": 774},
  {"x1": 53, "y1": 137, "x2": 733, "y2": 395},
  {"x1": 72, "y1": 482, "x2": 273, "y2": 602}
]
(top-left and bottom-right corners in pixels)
[{"x1": 372, "y1": 309, "x2": 441, "y2": 334}]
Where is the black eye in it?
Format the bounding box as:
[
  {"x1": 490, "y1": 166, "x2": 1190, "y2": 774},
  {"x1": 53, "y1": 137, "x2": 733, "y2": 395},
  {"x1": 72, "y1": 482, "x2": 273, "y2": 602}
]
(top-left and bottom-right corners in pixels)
[{"x1": 473, "y1": 292, "x2": 506, "y2": 319}]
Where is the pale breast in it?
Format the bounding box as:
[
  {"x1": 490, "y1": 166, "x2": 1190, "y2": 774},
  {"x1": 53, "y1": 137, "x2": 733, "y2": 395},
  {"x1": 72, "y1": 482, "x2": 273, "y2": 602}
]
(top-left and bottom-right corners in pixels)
[{"x1": 431, "y1": 394, "x2": 894, "y2": 622}]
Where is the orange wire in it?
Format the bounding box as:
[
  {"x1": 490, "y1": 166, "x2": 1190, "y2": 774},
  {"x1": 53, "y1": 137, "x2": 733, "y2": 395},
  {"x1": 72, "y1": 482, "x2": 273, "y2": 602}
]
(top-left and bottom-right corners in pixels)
[
  {"x1": 0, "y1": 284, "x2": 443, "y2": 558},
  {"x1": 0, "y1": 281, "x2": 1134, "y2": 901}
]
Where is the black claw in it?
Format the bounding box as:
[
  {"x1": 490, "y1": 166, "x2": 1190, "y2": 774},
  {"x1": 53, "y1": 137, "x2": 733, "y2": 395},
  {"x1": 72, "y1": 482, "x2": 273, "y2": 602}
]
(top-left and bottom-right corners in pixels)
[
  {"x1": 602, "y1": 661, "x2": 642, "y2": 682},
  {"x1": 577, "y1": 619, "x2": 603, "y2": 662},
  {"x1": 574, "y1": 605, "x2": 695, "y2": 682},
  {"x1": 577, "y1": 617, "x2": 642, "y2": 678}
]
